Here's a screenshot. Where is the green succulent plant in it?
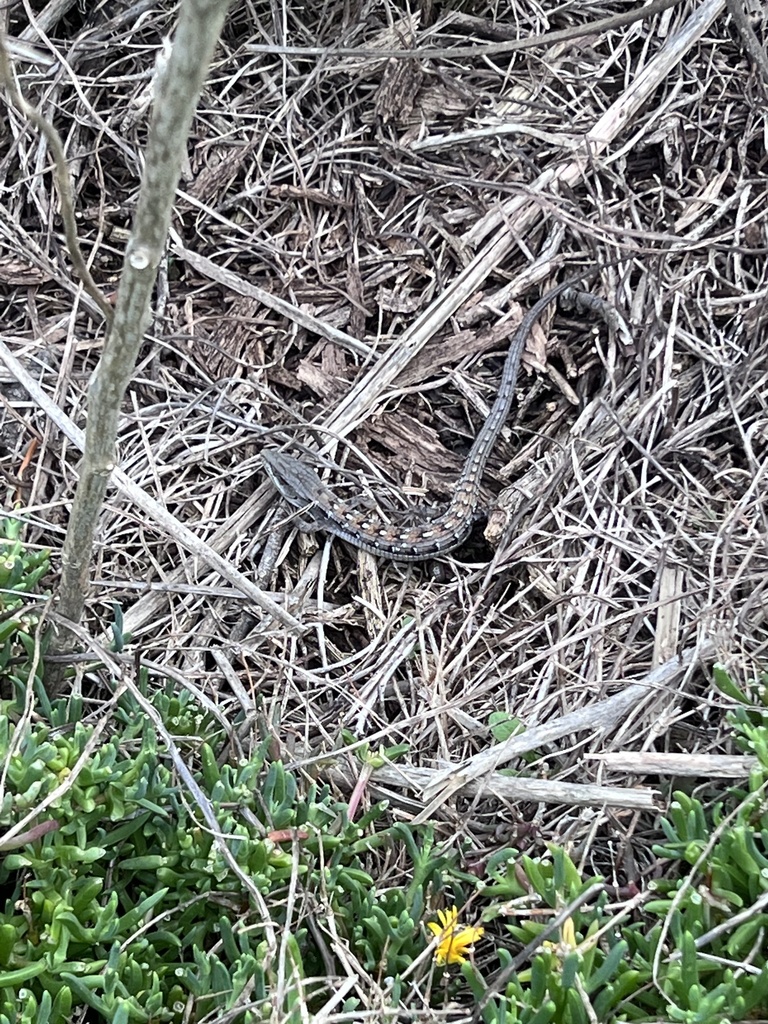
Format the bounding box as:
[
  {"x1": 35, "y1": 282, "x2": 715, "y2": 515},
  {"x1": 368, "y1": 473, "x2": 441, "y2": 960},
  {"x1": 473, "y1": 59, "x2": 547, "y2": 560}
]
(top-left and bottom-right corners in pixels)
[{"x1": 2, "y1": 522, "x2": 768, "y2": 1024}]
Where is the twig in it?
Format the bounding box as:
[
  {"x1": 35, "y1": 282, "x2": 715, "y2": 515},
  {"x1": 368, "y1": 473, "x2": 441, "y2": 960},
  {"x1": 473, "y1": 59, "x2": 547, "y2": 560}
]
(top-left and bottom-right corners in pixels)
[
  {"x1": 0, "y1": 34, "x2": 114, "y2": 322},
  {"x1": 473, "y1": 882, "x2": 608, "y2": 1019},
  {"x1": 54, "y1": 0, "x2": 235, "y2": 647},
  {"x1": 241, "y1": 0, "x2": 684, "y2": 59},
  {"x1": 725, "y1": 0, "x2": 768, "y2": 90},
  {"x1": 0, "y1": 337, "x2": 303, "y2": 634},
  {"x1": 414, "y1": 640, "x2": 715, "y2": 822}
]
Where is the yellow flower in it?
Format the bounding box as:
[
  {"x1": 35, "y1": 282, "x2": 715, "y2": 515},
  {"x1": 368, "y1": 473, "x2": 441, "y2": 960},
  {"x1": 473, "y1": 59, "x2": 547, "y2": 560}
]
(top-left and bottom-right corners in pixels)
[
  {"x1": 542, "y1": 915, "x2": 577, "y2": 960},
  {"x1": 427, "y1": 906, "x2": 484, "y2": 966}
]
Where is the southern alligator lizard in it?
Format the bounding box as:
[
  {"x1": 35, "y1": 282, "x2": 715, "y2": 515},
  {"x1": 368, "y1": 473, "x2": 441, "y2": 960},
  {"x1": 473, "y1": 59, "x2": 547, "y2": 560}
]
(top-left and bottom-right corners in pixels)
[{"x1": 263, "y1": 276, "x2": 591, "y2": 561}]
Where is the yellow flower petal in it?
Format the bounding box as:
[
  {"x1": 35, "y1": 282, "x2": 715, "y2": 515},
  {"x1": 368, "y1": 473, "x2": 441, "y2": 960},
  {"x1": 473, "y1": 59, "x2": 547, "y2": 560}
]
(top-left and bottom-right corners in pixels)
[
  {"x1": 428, "y1": 906, "x2": 484, "y2": 966},
  {"x1": 438, "y1": 907, "x2": 458, "y2": 929}
]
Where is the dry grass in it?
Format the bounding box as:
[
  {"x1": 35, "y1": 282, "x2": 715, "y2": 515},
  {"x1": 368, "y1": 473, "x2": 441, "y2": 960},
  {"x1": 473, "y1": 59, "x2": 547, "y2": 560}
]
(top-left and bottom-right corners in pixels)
[{"x1": 1, "y1": 0, "x2": 768, "y2": 1010}]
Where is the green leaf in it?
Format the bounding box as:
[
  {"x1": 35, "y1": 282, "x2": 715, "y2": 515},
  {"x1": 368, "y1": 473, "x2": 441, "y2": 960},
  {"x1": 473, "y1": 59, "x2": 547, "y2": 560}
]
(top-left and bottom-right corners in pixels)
[
  {"x1": 712, "y1": 664, "x2": 750, "y2": 704},
  {"x1": 584, "y1": 939, "x2": 629, "y2": 993},
  {"x1": 489, "y1": 711, "x2": 526, "y2": 743},
  {"x1": 0, "y1": 925, "x2": 17, "y2": 968},
  {"x1": 0, "y1": 960, "x2": 48, "y2": 986},
  {"x1": 119, "y1": 889, "x2": 169, "y2": 933},
  {"x1": 109, "y1": 1002, "x2": 132, "y2": 1024},
  {"x1": 461, "y1": 962, "x2": 499, "y2": 1024},
  {"x1": 117, "y1": 855, "x2": 167, "y2": 870},
  {"x1": 111, "y1": 603, "x2": 126, "y2": 653}
]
